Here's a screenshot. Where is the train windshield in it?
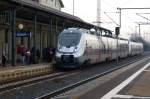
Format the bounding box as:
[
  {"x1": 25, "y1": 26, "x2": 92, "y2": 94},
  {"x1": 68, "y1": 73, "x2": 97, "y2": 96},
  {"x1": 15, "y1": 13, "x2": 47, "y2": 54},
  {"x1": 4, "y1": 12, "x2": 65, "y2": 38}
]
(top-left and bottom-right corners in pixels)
[{"x1": 59, "y1": 33, "x2": 81, "y2": 47}]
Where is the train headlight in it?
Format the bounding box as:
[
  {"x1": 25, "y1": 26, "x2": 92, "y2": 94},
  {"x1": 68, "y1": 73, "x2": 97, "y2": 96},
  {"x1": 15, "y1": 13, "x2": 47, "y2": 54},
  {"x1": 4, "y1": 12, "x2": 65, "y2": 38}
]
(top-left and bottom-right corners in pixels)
[{"x1": 74, "y1": 47, "x2": 78, "y2": 52}]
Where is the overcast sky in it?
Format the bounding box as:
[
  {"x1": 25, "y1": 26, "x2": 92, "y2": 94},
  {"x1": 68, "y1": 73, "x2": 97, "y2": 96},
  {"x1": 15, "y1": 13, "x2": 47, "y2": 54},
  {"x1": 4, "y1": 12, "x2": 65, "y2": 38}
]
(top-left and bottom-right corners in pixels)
[{"x1": 62, "y1": 0, "x2": 150, "y2": 37}]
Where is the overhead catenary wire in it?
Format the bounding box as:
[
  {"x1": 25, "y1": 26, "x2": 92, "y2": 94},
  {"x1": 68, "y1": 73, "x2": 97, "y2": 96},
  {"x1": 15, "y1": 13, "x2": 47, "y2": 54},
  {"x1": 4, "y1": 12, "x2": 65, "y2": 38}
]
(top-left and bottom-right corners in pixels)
[
  {"x1": 103, "y1": 12, "x2": 120, "y2": 26},
  {"x1": 136, "y1": 13, "x2": 150, "y2": 22}
]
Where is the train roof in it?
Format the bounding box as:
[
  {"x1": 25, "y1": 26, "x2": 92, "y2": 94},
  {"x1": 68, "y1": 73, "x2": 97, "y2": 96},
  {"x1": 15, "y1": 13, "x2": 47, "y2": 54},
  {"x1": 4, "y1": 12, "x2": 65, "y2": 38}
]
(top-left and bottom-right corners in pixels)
[
  {"x1": 61, "y1": 28, "x2": 134, "y2": 41},
  {"x1": 62, "y1": 28, "x2": 90, "y2": 34}
]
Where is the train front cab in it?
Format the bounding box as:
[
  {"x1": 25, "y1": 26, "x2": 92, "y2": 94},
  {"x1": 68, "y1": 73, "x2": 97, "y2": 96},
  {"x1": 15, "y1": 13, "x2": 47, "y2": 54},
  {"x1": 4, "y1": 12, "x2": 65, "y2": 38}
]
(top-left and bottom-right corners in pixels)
[{"x1": 55, "y1": 28, "x2": 85, "y2": 68}]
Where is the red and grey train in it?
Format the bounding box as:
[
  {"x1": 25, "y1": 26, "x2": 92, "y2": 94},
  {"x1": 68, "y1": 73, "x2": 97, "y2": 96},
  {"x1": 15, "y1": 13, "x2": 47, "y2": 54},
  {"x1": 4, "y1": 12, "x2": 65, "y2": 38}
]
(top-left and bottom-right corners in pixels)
[{"x1": 55, "y1": 28, "x2": 143, "y2": 68}]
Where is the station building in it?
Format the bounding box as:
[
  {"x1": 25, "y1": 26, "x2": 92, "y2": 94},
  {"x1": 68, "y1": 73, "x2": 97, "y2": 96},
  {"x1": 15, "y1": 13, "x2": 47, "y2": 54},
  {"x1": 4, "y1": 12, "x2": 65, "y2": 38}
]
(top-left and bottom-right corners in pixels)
[{"x1": 0, "y1": 0, "x2": 103, "y2": 66}]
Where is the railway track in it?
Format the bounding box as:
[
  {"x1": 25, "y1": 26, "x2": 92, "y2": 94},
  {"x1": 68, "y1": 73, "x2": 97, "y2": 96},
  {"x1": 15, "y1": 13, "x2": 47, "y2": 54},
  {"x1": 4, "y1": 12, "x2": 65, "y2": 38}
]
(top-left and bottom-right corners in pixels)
[
  {"x1": 0, "y1": 53, "x2": 149, "y2": 99},
  {"x1": 37, "y1": 54, "x2": 150, "y2": 99},
  {"x1": 0, "y1": 70, "x2": 80, "y2": 93}
]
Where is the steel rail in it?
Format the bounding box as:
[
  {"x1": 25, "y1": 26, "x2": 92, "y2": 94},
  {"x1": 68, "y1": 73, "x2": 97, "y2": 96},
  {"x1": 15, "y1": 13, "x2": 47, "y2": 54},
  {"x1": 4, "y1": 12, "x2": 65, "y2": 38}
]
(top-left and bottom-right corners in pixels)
[
  {"x1": 0, "y1": 70, "x2": 78, "y2": 93},
  {"x1": 37, "y1": 55, "x2": 149, "y2": 99}
]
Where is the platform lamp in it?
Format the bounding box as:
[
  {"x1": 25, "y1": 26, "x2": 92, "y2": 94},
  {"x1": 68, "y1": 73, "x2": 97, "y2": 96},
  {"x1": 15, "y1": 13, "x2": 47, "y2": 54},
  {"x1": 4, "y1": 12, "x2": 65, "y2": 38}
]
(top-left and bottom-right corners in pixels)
[
  {"x1": 18, "y1": 23, "x2": 24, "y2": 30},
  {"x1": 18, "y1": 23, "x2": 24, "y2": 45}
]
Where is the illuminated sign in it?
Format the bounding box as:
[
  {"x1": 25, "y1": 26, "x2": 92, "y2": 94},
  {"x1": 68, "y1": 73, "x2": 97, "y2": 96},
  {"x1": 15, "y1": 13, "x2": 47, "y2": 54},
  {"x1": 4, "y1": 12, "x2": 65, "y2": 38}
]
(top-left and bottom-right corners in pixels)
[{"x1": 16, "y1": 32, "x2": 31, "y2": 37}]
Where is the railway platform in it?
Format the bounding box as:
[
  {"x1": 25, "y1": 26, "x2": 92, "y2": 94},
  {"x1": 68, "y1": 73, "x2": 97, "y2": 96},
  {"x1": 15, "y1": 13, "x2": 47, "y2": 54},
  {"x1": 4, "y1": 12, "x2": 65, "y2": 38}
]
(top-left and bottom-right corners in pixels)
[
  {"x1": 53, "y1": 56, "x2": 150, "y2": 99},
  {"x1": 0, "y1": 63, "x2": 54, "y2": 83},
  {"x1": 114, "y1": 64, "x2": 150, "y2": 98}
]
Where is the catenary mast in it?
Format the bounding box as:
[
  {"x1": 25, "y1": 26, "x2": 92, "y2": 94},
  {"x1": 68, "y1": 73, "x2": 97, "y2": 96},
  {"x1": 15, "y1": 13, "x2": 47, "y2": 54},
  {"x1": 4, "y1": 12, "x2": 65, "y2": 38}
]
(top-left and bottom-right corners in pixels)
[{"x1": 97, "y1": 0, "x2": 101, "y2": 27}]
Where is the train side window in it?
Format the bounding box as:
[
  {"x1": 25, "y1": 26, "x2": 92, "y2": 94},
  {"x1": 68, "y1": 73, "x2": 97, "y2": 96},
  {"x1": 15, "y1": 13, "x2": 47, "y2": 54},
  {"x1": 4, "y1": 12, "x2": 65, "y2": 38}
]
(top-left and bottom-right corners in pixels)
[{"x1": 101, "y1": 30, "x2": 106, "y2": 36}]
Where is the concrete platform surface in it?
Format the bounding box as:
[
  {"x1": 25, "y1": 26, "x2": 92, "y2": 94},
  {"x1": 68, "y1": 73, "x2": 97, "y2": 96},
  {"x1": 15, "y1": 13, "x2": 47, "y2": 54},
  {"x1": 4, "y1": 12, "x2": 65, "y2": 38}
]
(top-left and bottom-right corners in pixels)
[{"x1": 120, "y1": 67, "x2": 150, "y2": 97}]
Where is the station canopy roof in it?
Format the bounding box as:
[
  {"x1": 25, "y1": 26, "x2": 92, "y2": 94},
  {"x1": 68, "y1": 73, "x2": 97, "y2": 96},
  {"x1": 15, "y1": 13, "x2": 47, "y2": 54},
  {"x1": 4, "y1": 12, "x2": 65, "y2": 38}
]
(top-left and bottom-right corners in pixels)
[
  {"x1": 11, "y1": 0, "x2": 84, "y2": 22},
  {"x1": 0, "y1": 0, "x2": 111, "y2": 32}
]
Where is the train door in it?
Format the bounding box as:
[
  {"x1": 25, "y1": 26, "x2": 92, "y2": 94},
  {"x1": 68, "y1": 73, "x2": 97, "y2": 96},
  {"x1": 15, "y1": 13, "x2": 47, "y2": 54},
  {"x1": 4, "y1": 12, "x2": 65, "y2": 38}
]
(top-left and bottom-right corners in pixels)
[
  {"x1": 97, "y1": 36, "x2": 101, "y2": 63},
  {"x1": 84, "y1": 36, "x2": 91, "y2": 63},
  {"x1": 101, "y1": 37, "x2": 106, "y2": 62},
  {"x1": 106, "y1": 37, "x2": 109, "y2": 61},
  {"x1": 108, "y1": 38, "x2": 113, "y2": 60}
]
